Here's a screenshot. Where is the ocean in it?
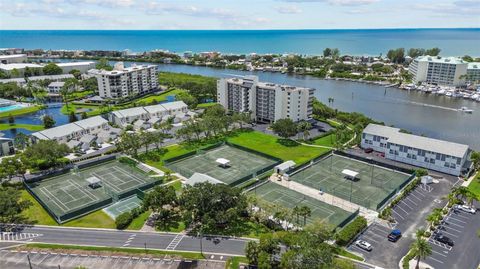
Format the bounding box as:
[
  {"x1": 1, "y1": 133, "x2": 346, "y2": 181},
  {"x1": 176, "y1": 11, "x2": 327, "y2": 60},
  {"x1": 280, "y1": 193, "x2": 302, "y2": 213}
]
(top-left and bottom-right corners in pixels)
[{"x1": 0, "y1": 29, "x2": 479, "y2": 56}]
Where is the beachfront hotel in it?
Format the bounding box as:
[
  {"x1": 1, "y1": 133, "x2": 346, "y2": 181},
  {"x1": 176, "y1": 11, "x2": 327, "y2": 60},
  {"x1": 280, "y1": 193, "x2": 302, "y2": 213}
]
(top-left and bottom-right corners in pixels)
[
  {"x1": 361, "y1": 124, "x2": 471, "y2": 176},
  {"x1": 408, "y1": 56, "x2": 468, "y2": 86},
  {"x1": 217, "y1": 75, "x2": 313, "y2": 123},
  {"x1": 90, "y1": 62, "x2": 158, "y2": 99}
]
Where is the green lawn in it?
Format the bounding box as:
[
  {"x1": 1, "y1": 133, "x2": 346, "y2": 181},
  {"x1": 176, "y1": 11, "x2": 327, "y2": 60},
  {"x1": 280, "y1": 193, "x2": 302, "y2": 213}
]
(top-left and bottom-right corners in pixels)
[
  {"x1": 61, "y1": 103, "x2": 104, "y2": 116},
  {"x1": 21, "y1": 243, "x2": 205, "y2": 260},
  {"x1": 312, "y1": 133, "x2": 336, "y2": 147},
  {"x1": 197, "y1": 102, "x2": 217, "y2": 108},
  {"x1": 134, "y1": 88, "x2": 185, "y2": 104},
  {"x1": 0, "y1": 123, "x2": 44, "y2": 131},
  {"x1": 0, "y1": 105, "x2": 44, "y2": 118},
  {"x1": 21, "y1": 190, "x2": 115, "y2": 228},
  {"x1": 467, "y1": 174, "x2": 480, "y2": 199},
  {"x1": 228, "y1": 131, "x2": 330, "y2": 165},
  {"x1": 144, "y1": 144, "x2": 202, "y2": 171},
  {"x1": 67, "y1": 90, "x2": 94, "y2": 101},
  {"x1": 127, "y1": 210, "x2": 152, "y2": 230}
]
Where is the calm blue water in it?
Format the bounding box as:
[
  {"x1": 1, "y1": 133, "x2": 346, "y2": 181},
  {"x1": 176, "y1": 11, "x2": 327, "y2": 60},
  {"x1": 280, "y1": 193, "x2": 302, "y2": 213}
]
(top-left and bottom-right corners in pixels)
[
  {"x1": 1, "y1": 29, "x2": 479, "y2": 55},
  {"x1": 0, "y1": 104, "x2": 26, "y2": 112}
]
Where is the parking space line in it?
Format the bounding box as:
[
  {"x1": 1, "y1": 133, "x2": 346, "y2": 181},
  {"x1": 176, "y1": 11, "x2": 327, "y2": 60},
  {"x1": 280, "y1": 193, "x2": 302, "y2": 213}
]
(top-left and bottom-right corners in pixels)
[
  {"x1": 445, "y1": 221, "x2": 464, "y2": 228},
  {"x1": 413, "y1": 189, "x2": 426, "y2": 197},
  {"x1": 395, "y1": 204, "x2": 409, "y2": 214},
  {"x1": 427, "y1": 256, "x2": 444, "y2": 264},
  {"x1": 370, "y1": 226, "x2": 389, "y2": 236},
  {"x1": 443, "y1": 225, "x2": 462, "y2": 233},
  {"x1": 449, "y1": 213, "x2": 470, "y2": 220},
  {"x1": 404, "y1": 196, "x2": 418, "y2": 206},
  {"x1": 362, "y1": 232, "x2": 383, "y2": 241},
  {"x1": 350, "y1": 245, "x2": 371, "y2": 253},
  {"x1": 408, "y1": 192, "x2": 422, "y2": 201},
  {"x1": 438, "y1": 230, "x2": 459, "y2": 238},
  {"x1": 446, "y1": 216, "x2": 467, "y2": 224},
  {"x1": 399, "y1": 200, "x2": 414, "y2": 210},
  {"x1": 392, "y1": 210, "x2": 405, "y2": 220}
]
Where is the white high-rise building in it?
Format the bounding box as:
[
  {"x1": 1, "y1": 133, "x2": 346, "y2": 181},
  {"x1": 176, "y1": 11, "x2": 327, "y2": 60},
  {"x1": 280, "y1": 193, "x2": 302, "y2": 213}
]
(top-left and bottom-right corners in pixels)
[
  {"x1": 92, "y1": 62, "x2": 158, "y2": 99},
  {"x1": 408, "y1": 56, "x2": 468, "y2": 86},
  {"x1": 466, "y1": 62, "x2": 480, "y2": 84},
  {"x1": 217, "y1": 75, "x2": 313, "y2": 123}
]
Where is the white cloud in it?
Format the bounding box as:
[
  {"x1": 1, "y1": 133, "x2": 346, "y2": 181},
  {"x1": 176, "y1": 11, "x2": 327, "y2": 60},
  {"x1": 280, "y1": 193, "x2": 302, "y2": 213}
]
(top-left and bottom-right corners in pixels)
[
  {"x1": 280, "y1": 0, "x2": 379, "y2": 5},
  {"x1": 275, "y1": 5, "x2": 303, "y2": 14},
  {"x1": 415, "y1": 0, "x2": 480, "y2": 16}
]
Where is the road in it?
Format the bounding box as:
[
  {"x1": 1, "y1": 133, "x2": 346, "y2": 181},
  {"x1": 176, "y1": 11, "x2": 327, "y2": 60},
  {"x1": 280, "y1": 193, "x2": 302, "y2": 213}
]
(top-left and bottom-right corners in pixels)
[{"x1": 2, "y1": 226, "x2": 249, "y2": 259}]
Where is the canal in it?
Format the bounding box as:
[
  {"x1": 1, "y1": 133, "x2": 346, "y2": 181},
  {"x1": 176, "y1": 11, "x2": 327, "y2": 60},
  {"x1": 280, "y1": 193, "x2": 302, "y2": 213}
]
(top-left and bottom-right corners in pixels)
[{"x1": 1, "y1": 61, "x2": 479, "y2": 150}]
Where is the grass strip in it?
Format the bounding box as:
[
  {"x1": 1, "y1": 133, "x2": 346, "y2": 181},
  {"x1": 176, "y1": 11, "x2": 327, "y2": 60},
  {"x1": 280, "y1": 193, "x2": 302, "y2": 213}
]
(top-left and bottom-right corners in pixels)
[{"x1": 0, "y1": 123, "x2": 44, "y2": 131}]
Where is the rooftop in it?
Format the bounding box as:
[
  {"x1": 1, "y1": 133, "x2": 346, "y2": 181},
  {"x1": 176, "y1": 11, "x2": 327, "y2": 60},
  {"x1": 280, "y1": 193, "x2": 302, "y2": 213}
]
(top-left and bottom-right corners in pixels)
[
  {"x1": 48, "y1": 81, "x2": 65, "y2": 87},
  {"x1": 363, "y1": 124, "x2": 469, "y2": 158},
  {"x1": 467, "y1": 62, "x2": 480, "y2": 70},
  {"x1": 0, "y1": 54, "x2": 27, "y2": 59},
  {"x1": 73, "y1": 116, "x2": 108, "y2": 129},
  {"x1": 415, "y1": 56, "x2": 467, "y2": 65},
  {"x1": 56, "y1": 61, "x2": 95, "y2": 67},
  {"x1": 0, "y1": 63, "x2": 43, "y2": 70},
  {"x1": 112, "y1": 107, "x2": 148, "y2": 118}
]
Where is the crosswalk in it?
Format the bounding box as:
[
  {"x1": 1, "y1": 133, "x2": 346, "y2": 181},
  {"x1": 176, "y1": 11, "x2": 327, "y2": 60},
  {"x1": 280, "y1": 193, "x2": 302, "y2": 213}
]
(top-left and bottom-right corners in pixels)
[
  {"x1": 0, "y1": 232, "x2": 42, "y2": 242},
  {"x1": 165, "y1": 234, "x2": 184, "y2": 250}
]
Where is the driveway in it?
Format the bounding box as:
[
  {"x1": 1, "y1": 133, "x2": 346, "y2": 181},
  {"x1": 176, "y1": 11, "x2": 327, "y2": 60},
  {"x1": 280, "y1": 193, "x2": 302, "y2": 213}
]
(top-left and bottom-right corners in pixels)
[{"x1": 347, "y1": 176, "x2": 455, "y2": 269}]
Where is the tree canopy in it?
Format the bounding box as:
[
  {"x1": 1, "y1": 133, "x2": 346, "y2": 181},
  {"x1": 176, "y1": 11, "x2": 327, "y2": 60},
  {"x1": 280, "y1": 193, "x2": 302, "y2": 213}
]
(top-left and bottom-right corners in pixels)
[
  {"x1": 0, "y1": 187, "x2": 32, "y2": 226},
  {"x1": 271, "y1": 118, "x2": 298, "y2": 139},
  {"x1": 42, "y1": 63, "x2": 63, "y2": 75}
]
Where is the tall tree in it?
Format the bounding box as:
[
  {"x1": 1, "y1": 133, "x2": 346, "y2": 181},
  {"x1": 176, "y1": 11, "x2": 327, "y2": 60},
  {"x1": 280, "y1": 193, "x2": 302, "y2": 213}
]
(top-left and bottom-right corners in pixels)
[
  {"x1": 410, "y1": 237, "x2": 432, "y2": 269},
  {"x1": 42, "y1": 63, "x2": 63, "y2": 75},
  {"x1": 22, "y1": 140, "x2": 70, "y2": 170},
  {"x1": 0, "y1": 187, "x2": 32, "y2": 227},
  {"x1": 42, "y1": 115, "x2": 55, "y2": 129},
  {"x1": 425, "y1": 47, "x2": 441, "y2": 56},
  {"x1": 144, "y1": 185, "x2": 177, "y2": 212},
  {"x1": 0, "y1": 157, "x2": 26, "y2": 181},
  {"x1": 297, "y1": 121, "x2": 312, "y2": 140},
  {"x1": 271, "y1": 118, "x2": 298, "y2": 139}
]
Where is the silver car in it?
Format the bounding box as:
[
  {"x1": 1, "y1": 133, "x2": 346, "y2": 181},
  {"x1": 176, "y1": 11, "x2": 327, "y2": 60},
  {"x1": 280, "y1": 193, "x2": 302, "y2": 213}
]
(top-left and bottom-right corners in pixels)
[
  {"x1": 355, "y1": 240, "x2": 373, "y2": 251},
  {"x1": 456, "y1": 205, "x2": 476, "y2": 214}
]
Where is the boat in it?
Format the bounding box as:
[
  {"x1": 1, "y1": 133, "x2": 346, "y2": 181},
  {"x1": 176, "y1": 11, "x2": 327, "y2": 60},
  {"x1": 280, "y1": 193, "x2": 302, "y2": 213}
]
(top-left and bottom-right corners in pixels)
[
  {"x1": 445, "y1": 91, "x2": 453, "y2": 97},
  {"x1": 458, "y1": 107, "x2": 474, "y2": 113}
]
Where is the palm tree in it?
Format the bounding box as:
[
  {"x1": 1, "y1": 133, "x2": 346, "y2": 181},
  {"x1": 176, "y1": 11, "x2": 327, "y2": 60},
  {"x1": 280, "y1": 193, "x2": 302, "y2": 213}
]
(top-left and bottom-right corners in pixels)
[
  {"x1": 452, "y1": 186, "x2": 471, "y2": 202},
  {"x1": 410, "y1": 237, "x2": 432, "y2": 269},
  {"x1": 415, "y1": 228, "x2": 426, "y2": 239},
  {"x1": 293, "y1": 205, "x2": 300, "y2": 224},
  {"x1": 299, "y1": 205, "x2": 312, "y2": 226}
]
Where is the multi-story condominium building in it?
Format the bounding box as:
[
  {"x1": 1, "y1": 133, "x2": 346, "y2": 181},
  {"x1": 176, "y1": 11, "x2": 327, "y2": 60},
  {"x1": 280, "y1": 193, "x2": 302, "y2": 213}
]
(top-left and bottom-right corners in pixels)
[
  {"x1": 466, "y1": 62, "x2": 480, "y2": 84},
  {"x1": 47, "y1": 81, "x2": 65, "y2": 93},
  {"x1": 217, "y1": 75, "x2": 313, "y2": 123},
  {"x1": 408, "y1": 56, "x2": 468, "y2": 86},
  {"x1": 0, "y1": 137, "x2": 15, "y2": 157},
  {"x1": 92, "y1": 62, "x2": 158, "y2": 99},
  {"x1": 361, "y1": 124, "x2": 471, "y2": 176}
]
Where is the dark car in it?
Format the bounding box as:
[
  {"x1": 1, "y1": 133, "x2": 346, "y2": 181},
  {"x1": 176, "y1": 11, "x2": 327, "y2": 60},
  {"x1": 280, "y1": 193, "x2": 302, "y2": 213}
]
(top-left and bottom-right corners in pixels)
[
  {"x1": 364, "y1": 148, "x2": 374, "y2": 153},
  {"x1": 388, "y1": 229, "x2": 402, "y2": 242},
  {"x1": 435, "y1": 234, "x2": 454, "y2": 246}
]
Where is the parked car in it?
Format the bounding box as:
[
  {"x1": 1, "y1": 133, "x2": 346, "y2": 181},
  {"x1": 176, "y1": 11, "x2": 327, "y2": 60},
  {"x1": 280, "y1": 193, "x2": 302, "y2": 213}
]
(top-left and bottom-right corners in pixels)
[
  {"x1": 355, "y1": 240, "x2": 373, "y2": 251},
  {"x1": 364, "y1": 148, "x2": 374, "y2": 153},
  {"x1": 388, "y1": 229, "x2": 402, "y2": 242},
  {"x1": 435, "y1": 233, "x2": 454, "y2": 246},
  {"x1": 455, "y1": 204, "x2": 476, "y2": 214}
]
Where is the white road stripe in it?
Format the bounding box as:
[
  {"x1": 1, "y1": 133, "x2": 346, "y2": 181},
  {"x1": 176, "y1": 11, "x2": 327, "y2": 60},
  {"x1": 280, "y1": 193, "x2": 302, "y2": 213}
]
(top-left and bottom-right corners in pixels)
[{"x1": 427, "y1": 256, "x2": 444, "y2": 264}]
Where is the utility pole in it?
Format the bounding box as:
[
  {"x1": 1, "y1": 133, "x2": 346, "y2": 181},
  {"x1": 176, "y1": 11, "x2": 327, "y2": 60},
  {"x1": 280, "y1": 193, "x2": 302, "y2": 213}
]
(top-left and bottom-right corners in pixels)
[{"x1": 27, "y1": 254, "x2": 32, "y2": 269}]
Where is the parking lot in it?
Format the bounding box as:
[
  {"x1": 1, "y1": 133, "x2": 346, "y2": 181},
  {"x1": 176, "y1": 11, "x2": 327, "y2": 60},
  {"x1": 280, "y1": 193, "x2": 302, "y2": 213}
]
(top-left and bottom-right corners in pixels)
[
  {"x1": 426, "y1": 204, "x2": 480, "y2": 269},
  {"x1": 348, "y1": 176, "x2": 454, "y2": 269},
  {"x1": 0, "y1": 249, "x2": 225, "y2": 269}
]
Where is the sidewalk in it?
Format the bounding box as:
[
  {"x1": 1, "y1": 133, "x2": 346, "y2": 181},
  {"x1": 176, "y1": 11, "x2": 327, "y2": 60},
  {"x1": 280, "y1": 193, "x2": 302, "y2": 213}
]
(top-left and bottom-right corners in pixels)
[{"x1": 270, "y1": 175, "x2": 378, "y2": 224}]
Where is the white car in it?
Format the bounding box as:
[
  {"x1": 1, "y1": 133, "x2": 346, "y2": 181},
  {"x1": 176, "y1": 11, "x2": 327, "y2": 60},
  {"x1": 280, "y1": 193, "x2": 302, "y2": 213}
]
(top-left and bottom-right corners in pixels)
[
  {"x1": 456, "y1": 205, "x2": 476, "y2": 214},
  {"x1": 355, "y1": 240, "x2": 373, "y2": 251}
]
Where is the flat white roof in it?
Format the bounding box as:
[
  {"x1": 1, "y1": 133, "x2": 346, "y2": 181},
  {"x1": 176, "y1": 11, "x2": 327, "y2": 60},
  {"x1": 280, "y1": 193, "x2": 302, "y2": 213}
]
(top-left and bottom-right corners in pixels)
[
  {"x1": 216, "y1": 158, "x2": 230, "y2": 165},
  {"x1": 27, "y1": 74, "x2": 74, "y2": 81},
  {"x1": 342, "y1": 169, "x2": 359, "y2": 178},
  {"x1": 363, "y1": 123, "x2": 469, "y2": 158},
  {"x1": 467, "y1": 62, "x2": 480, "y2": 70},
  {"x1": 57, "y1": 61, "x2": 95, "y2": 67},
  {"x1": 48, "y1": 81, "x2": 65, "y2": 87},
  {"x1": 112, "y1": 107, "x2": 148, "y2": 118},
  {"x1": 185, "y1": 172, "x2": 224, "y2": 186},
  {"x1": 0, "y1": 63, "x2": 43, "y2": 70},
  {"x1": 0, "y1": 54, "x2": 26, "y2": 59},
  {"x1": 415, "y1": 56, "x2": 466, "y2": 65},
  {"x1": 160, "y1": 101, "x2": 187, "y2": 111},
  {"x1": 85, "y1": 176, "x2": 101, "y2": 185},
  {"x1": 275, "y1": 160, "x2": 296, "y2": 171},
  {"x1": 73, "y1": 116, "x2": 108, "y2": 129},
  {"x1": 34, "y1": 123, "x2": 84, "y2": 140}
]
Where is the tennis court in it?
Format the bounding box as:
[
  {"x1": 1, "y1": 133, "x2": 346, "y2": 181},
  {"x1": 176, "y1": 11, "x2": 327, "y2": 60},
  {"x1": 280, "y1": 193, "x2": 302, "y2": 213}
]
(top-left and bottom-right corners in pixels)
[
  {"x1": 289, "y1": 154, "x2": 412, "y2": 210},
  {"x1": 252, "y1": 181, "x2": 354, "y2": 228},
  {"x1": 103, "y1": 196, "x2": 143, "y2": 219},
  {"x1": 26, "y1": 160, "x2": 159, "y2": 223},
  {"x1": 166, "y1": 144, "x2": 279, "y2": 185}
]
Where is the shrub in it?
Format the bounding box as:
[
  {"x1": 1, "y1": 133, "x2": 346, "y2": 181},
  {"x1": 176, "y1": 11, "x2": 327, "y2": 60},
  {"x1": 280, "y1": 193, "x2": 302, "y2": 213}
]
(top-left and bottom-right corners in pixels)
[
  {"x1": 402, "y1": 250, "x2": 416, "y2": 269},
  {"x1": 115, "y1": 212, "x2": 133, "y2": 230},
  {"x1": 334, "y1": 216, "x2": 367, "y2": 246},
  {"x1": 118, "y1": 156, "x2": 138, "y2": 166}
]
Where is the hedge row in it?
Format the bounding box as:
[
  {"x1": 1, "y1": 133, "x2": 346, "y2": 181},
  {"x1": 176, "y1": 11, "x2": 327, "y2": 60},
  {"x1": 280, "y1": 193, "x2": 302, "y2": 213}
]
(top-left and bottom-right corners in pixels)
[
  {"x1": 334, "y1": 216, "x2": 367, "y2": 246},
  {"x1": 379, "y1": 177, "x2": 420, "y2": 219},
  {"x1": 118, "y1": 156, "x2": 138, "y2": 167},
  {"x1": 115, "y1": 206, "x2": 146, "y2": 230},
  {"x1": 402, "y1": 250, "x2": 416, "y2": 269}
]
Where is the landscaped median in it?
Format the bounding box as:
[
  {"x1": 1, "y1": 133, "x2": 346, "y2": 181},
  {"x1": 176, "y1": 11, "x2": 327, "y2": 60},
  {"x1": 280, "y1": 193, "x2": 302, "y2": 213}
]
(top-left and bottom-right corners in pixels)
[{"x1": 18, "y1": 243, "x2": 206, "y2": 260}]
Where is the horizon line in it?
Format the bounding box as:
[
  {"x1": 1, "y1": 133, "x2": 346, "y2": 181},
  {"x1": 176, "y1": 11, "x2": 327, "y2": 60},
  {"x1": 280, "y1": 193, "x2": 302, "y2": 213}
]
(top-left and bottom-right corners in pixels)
[{"x1": 1, "y1": 27, "x2": 479, "y2": 31}]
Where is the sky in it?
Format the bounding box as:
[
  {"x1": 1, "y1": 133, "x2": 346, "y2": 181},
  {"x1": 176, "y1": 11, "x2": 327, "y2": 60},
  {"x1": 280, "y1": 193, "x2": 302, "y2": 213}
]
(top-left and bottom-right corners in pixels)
[{"x1": 0, "y1": 0, "x2": 479, "y2": 30}]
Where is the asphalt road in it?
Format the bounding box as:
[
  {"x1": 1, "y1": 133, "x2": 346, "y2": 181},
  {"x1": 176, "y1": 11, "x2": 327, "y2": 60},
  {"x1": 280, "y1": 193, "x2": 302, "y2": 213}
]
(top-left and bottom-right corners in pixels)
[{"x1": 3, "y1": 226, "x2": 249, "y2": 258}]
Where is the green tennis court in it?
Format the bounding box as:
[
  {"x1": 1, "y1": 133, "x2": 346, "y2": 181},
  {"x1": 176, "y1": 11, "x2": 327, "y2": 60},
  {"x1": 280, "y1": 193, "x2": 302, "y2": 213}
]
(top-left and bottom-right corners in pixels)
[
  {"x1": 166, "y1": 144, "x2": 278, "y2": 185},
  {"x1": 103, "y1": 196, "x2": 143, "y2": 219},
  {"x1": 252, "y1": 181, "x2": 355, "y2": 228},
  {"x1": 289, "y1": 154, "x2": 412, "y2": 210},
  {"x1": 26, "y1": 160, "x2": 159, "y2": 223}
]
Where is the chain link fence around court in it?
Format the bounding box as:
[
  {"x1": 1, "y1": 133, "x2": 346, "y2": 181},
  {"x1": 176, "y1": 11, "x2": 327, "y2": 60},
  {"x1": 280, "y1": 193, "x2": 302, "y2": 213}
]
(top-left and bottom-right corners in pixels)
[
  {"x1": 24, "y1": 156, "x2": 160, "y2": 223},
  {"x1": 287, "y1": 152, "x2": 414, "y2": 211},
  {"x1": 165, "y1": 142, "x2": 281, "y2": 187}
]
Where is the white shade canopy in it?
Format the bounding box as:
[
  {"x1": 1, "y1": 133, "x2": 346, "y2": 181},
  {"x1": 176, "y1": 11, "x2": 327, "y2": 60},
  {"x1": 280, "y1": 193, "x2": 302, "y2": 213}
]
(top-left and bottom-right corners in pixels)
[
  {"x1": 342, "y1": 169, "x2": 359, "y2": 178},
  {"x1": 216, "y1": 158, "x2": 231, "y2": 166}
]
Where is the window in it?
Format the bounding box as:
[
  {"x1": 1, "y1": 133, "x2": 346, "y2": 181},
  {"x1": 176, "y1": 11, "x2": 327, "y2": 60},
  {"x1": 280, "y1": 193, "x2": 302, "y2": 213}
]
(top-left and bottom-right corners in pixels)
[
  {"x1": 362, "y1": 133, "x2": 366, "y2": 139},
  {"x1": 389, "y1": 149, "x2": 394, "y2": 154},
  {"x1": 456, "y1": 158, "x2": 461, "y2": 165},
  {"x1": 450, "y1": 163, "x2": 456, "y2": 169},
  {"x1": 441, "y1": 155, "x2": 446, "y2": 161},
  {"x1": 436, "y1": 153, "x2": 441, "y2": 160},
  {"x1": 412, "y1": 155, "x2": 417, "y2": 160}
]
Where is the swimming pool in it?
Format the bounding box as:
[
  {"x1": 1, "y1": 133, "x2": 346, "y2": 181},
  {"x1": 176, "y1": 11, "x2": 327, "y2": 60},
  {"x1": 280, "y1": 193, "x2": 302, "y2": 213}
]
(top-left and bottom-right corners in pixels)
[{"x1": 0, "y1": 104, "x2": 27, "y2": 113}]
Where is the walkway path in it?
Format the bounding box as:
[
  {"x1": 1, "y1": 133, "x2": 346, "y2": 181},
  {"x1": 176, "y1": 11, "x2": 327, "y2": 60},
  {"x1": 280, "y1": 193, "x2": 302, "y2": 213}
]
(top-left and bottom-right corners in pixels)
[
  {"x1": 270, "y1": 175, "x2": 378, "y2": 225},
  {"x1": 292, "y1": 119, "x2": 357, "y2": 150}
]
